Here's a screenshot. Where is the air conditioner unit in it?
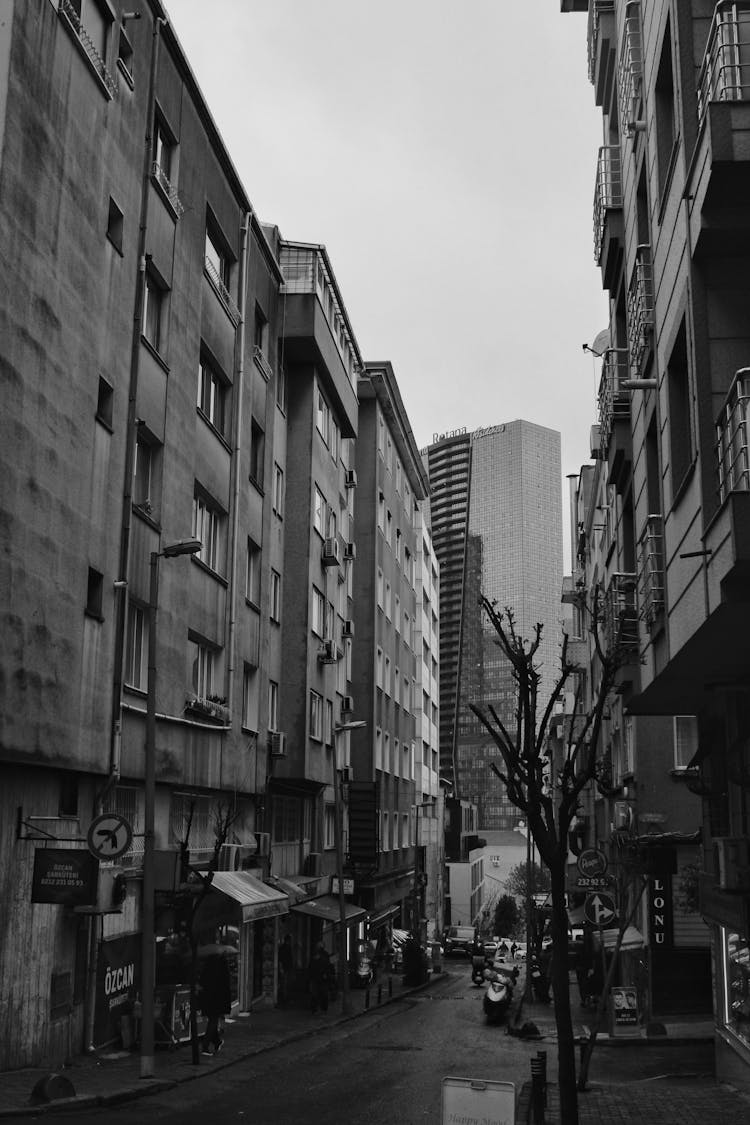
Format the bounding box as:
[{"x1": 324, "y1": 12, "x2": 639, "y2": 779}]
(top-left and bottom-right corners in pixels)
[
  {"x1": 322, "y1": 537, "x2": 340, "y2": 566},
  {"x1": 219, "y1": 844, "x2": 256, "y2": 871},
  {"x1": 318, "y1": 638, "x2": 338, "y2": 663},
  {"x1": 344, "y1": 469, "x2": 357, "y2": 488},
  {"x1": 269, "y1": 730, "x2": 287, "y2": 757},
  {"x1": 714, "y1": 837, "x2": 750, "y2": 892},
  {"x1": 342, "y1": 619, "x2": 354, "y2": 638},
  {"x1": 340, "y1": 695, "x2": 354, "y2": 714},
  {"x1": 304, "y1": 851, "x2": 322, "y2": 876},
  {"x1": 253, "y1": 831, "x2": 271, "y2": 857},
  {"x1": 344, "y1": 542, "x2": 356, "y2": 561}
]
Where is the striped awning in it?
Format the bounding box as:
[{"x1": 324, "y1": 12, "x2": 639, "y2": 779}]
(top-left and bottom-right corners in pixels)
[{"x1": 194, "y1": 871, "x2": 289, "y2": 927}]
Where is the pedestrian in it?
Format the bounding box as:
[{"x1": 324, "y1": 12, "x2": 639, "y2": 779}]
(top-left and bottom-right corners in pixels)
[
  {"x1": 308, "y1": 942, "x2": 332, "y2": 1014},
  {"x1": 278, "y1": 933, "x2": 293, "y2": 1007},
  {"x1": 198, "y1": 951, "x2": 232, "y2": 1055}
]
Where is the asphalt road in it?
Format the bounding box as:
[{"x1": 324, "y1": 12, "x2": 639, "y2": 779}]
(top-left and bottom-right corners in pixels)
[{"x1": 19, "y1": 965, "x2": 716, "y2": 1125}]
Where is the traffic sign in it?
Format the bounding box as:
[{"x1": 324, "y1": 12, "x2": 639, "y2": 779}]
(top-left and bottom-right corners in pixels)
[
  {"x1": 87, "y1": 813, "x2": 132, "y2": 861},
  {"x1": 584, "y1": 892, "x2": 617, "y2": 928},
  {"x1": 577, "y1": 848, "x2": 608, "y2": 878}
]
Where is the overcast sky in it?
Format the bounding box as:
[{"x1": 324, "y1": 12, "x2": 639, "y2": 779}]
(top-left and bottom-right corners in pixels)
[{"x1": 167, "y1": 1, "x2": 608, "y2": 564}]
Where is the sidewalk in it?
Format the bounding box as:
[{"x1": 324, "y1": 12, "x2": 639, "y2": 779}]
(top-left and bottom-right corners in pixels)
[
  {"x1": 512, "y1": 967, "x2": 750, "y2": 1124},
  {"x1": 0, "y1": 970, "x2": 436, "y2": 1119}
]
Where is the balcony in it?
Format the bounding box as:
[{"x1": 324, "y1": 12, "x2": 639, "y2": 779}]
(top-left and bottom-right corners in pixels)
[
  {"x1": 626, "y1": 245, "x2": 654, "y2": 372},
  {"x1": 58, "y1": 0, "x2": 117, "y2": 99},
  {"x1": 151, "y1": 162, "x2": 184, "y2": 218},
  {"x1": 716, "y1": 368, "x2": 750, "y2": 502},
  {"x1": 280, "y1": 242, "x2": 360, "y2": 437},
  {"x1": 618, "y1": 3, "x2": 644, "y2": 140},
  {"x1": 204, "y1": 255, "x2": 240, "y2": 324},
  {"x1": 603, "y1": 573, "x2": 639, "y2": 654},
  {"x1": 637, "y1": 515, "x2": 664, "y2": 632},
  {"x1": 593, "y1": 146, "x2": 623, "y2": 280},
  {"x1": 688, "y1": 3, "x2": 750, "y2": 255},
  {"x1": 597, "y1": 349, "x2": 632, "y2": 488},
  {"x1": 587, "y1": 1, "x2": 616, "y2": 108}
]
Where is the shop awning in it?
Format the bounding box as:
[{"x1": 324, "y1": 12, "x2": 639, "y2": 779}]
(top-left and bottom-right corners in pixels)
[
  {"x1": 290, "y1": 895, "x2": 367, "y2": 925},
  {"x1": 199, "y1": 871, "x2": 289, "y2": 924}
]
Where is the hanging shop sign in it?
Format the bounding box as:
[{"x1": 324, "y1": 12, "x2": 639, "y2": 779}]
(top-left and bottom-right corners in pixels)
[
  {"x1": 31, "y1": 848, "x2": 99, "y2": 906},
  {"x1": 94, "y1": 933, "x2": 141, "y2": 1048}
]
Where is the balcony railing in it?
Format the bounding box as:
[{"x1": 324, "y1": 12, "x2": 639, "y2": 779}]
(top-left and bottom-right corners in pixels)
[
  {"x1": 603, "y1": 573, "x2": 639, "y2": 653},
  {"x1": 618, "y1": 2, "x2": 644, "y2": 136},
  {"x1": 716, "y1": 367, "x2": 750, "y2": 501},
  {"x1": 204, "y1": 256, "x2": 240, "y2": 324},
  {"x1": 587, "y1": 0, "x2": 615, "y2": 84},
  {"x1": 626, "y1": 244, "x2": 654, "y2": 371},
  {"x1": 697, "y1": 1, "x2": 750, "y2": 128},
  {"x1": 593, "y1": 145, "x2": 622, "y2": 263},
  {"x1": 598, "y1": 348, "x2": 630, "y2": 452},
  {"x1": 280, "y1": 243, "x2": 360, "y2": 390},
  {"x1": 58, "y1": 0, "x2": 117, "y2": 98},
  {"x1": 637, "y1": 515, "x2": 664, "y2": 630},
  {"x1": 151, "y1": 162, "x2": 184, "y2": 218},
  {"x1": 253, "y1": 344, "x2": 274, "y2": 382}
]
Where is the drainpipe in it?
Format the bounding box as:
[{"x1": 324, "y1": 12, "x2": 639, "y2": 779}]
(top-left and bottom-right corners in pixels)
[
  {"x1": 86, "y1": 9, "x2": 166, "y2": 1054},
  {"x1": 225, "y1": 210, "x2": 252, "y2": 739}
]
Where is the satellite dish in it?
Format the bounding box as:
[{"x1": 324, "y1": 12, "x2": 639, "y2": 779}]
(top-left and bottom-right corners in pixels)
[{"x1": 590, "y1": 328, "x2": 610, "y2": 355}]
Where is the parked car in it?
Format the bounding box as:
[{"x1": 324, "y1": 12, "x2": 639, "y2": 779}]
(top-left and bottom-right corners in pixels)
[{"x1": 443, "y1": 926, "x2": 476, "y2": 957}]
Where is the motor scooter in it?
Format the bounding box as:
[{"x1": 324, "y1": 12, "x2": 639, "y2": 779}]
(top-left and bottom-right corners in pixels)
[{"x1": 482, "y1": 966, "x2": 515, "y2": 1025}]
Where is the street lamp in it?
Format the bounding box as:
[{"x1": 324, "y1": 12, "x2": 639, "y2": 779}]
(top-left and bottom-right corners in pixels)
[
  {"x1": 332, "y1": 720, "x2": 366, "y2": 1017},
  {"x1": 141, "y1": 538, "x2": 201, "y2": 1079}
]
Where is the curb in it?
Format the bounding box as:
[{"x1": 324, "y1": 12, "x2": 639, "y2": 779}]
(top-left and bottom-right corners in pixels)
[{"x1": 0, "y1": 972, "x2": 447, "y2": 1119}]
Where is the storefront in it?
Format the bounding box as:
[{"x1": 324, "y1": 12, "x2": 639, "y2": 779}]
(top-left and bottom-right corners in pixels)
[{"x1": 290, "y1": 894, "x2": 367, "y2": 978}]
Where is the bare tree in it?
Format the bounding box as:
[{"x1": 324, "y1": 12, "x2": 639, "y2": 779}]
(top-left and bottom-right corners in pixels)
[{"x1": 468, "y1": 593, "x2": 620, "y2": 1125}]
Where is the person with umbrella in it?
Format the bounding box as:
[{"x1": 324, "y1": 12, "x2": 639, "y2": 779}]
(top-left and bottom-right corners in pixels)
[{"x1": 198, "y1": 947, "x2": 232, "y2": 1055}]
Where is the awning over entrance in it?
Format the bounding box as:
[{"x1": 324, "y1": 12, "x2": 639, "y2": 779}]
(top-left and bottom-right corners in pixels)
[
  {"x1": 199, "y1": 871, "x2": 289, "y2": 924},
  {"x1": 290, "y1": 895, "x2": 367, "y2": 925}
]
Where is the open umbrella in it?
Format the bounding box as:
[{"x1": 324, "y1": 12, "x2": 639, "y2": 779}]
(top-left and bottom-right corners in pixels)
[{"x1": 196, "y1": 942, "x2": 238, "y2": 957}]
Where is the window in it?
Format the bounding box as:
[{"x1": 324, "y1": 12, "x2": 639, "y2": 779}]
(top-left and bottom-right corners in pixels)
[
  {"x1": 117, "y1": 25, "x2": 134, "y2": 87},
  {"x1": 268, "y1": 680, "x2": 279, "y2": 731},
  {"x1": 314, "y1": 486, "x2": 326, "y2": 536},
  {"x1": 205, "y1": 222, "x2": 230, "y2": 290},
  {"x1": 377, "y1": 568, "x2": 384, "y2": 608},
  {"x1": 327, "y1": 506, "x2": 337, "y2": 541},
  {"x1": 376, "y1": 646, "x2": 383, "y2": 689},
  {"x1": 384, "y1": 732, "x2": 391, "y2": 773},
  {"x1": 242, "y1": 665, "x2": 259, "y2": 732},
  {"x1": 667, "y1": 320, "x2": 693, "y2": 496},
  {"x1": 316, "y1": 389, "x2": 330, "y2": 445},
  {"x1": 385, "y1": 581, "x2": 391, "y2": 620},
  {"x1": 329, "y1": 417, "x2": 339, "y2": 464},
  {"x1": 270, "y1": 569, "x2": 281, "y2": 623},
  {"x1": 310, "y1": 690, "x2": 323, "y2": 741},
  {"x1": 254, "y1": 306, "x2": 267, "y2": 354},
  {"x1": 384, "y1": 654, "x2": 391, "y2": 696},
  {"x1": 395, "y1": 528, "x2": 402, "y2": 564},
  {"x1": 674, "y1": 716, "x2": 698, "y2": 771},
  {"x1": 375, "y1": 728, "x2": 383, "y2": 770},
  {"x1": 192, "y1": 489, "x2": 223, "y2": 573},
  {"x1": 143, "y1": 270, "x2": 166, "y2": 353},
  {"x1": 96, "y1": 376, "x2": 113, "y2": 428},
  {"x1": 273, "y1": 464, "x2": 284, "y2": 517},
  {"x1": 107, "y1": 197, "x2": 123, "y2": 253},
  {"x1": 276, "y1": 360, "x2": 287, "y2": 413},
  {"x1": 395, "y1": 460, "x2": 402, "y2": 493},
  {"x1": 249, "y1": 418, "x2": 265, "y2": 488},
  {"x1": 312, "y1": 586, "x2": 325, "y2": 636},
  {"x1": 124, "y1": 601, "x2": 147, "y2": 690},
  {"x1": 394, "y1": 667, "x2": 400, "y2": 706},
  {"x1": 86, "y1": 567, "x2": 103, "y2": 618},
  {"x1": 190, "y1": 640, "x2": 216, "y2": 700},
  {"x1": 324, "y1": 804, "x2": 336, "y2": 849},
  {"x1": 386, "y1": 434, "x2": 392, "y2": 470},
  {"x1": 325, "y1": 699, "x2": 333, "y2": 746},
  {"x1": 655, "y1": 19, "x2": 676, "y2": 202},
  {"x1": 198, "y1": 353, "x2": 228, "y2": 437},
  {"x1": 378, "y1": 412, "x2": 385, "y2": 455},
  {"x1": 382, "y1": 810, "x2": 390, "y2": 850},
  {"x1": 133, "y1": 433, "x2": 158, "y2": 515},
  {"x1": 378, "y1": 492, "x2": 385, "y2": 532},
  {"x1": 60, "y1": 0, "x2": 115, "y2": 95},
  {"x1": 153, "y1": 116, "x2": 174, "y2": 180},
  {"x1": 246, "y1": 538, "x2": 261, "y2": 606},
  {"x1": 386, "y1": 510, "x2": 392, "y2": 547}
]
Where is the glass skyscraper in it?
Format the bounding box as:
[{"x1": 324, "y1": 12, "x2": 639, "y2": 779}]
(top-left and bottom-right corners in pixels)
[{"x1": 424, "y1": 421, "x2": 563, "y2": 829}]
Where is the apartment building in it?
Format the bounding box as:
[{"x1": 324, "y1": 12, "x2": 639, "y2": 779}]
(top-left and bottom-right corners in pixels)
[
  {"x1": 0, "y1": 0, "x2": 363, "y2": 1067},
  {"x1": 348, "y1": 363, "x2": 430, "y2": 941},
  {"x1": 564, "y1": 0, "x2": 750, "y2": 1087},
  {"x1": 424, "y1": 422, "x2": 564, "y2": 829}
]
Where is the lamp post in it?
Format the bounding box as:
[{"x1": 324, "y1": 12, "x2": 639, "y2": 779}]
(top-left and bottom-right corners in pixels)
[
  {"x1": 332, "y1": 720, "x2": 366, "y2": 1017},
  {"x1": 141, "y1": 538, "x2": 201, "y2": 1079}
]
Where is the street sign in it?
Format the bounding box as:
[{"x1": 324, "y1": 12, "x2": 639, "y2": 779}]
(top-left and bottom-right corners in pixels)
[
  {"x1": 577, "y1": 848, "x2": 608, "y2": 878},
  {"x1": 87, "y1": 813, "x2": 133, "y2": 861},
  {"x1": 576, "y1": 875, "x2": 612, "y2": 890},
  {"x1": 442, "y1": 1077, "x2": 515, "y2": 1125},
  {"x1": 584, "y1": 892, "x2": 617, "y2": 928}
]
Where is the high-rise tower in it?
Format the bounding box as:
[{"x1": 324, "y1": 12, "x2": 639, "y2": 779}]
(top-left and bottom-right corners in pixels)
[{"x1": 424, "y1": 421, "x2": 563, "y2": 827}]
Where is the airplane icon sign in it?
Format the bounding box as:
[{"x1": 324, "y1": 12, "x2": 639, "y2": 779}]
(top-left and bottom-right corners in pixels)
[
  {"x1": 584, "y1": 892, "x2": 617, "y2": 928},
  {"x1": 86, "y1": 813, "x2": 133, "y2": 860}
]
